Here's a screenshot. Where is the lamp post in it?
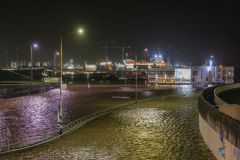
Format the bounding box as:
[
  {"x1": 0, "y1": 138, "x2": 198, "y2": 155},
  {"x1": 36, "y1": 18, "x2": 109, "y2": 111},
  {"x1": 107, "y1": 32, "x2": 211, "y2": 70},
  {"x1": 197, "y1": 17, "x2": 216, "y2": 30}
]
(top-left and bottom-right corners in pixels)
[
  {"x1": 16, "y1": 46, "x2": 19, "y2": 68},
  {"x1": 135, "y1": 53, "x2": 138, "y2": 102},
  {"x1": 57, "y1": 28, "x2": 84, "y2": 134},
  {"x1": 30, "y1": 43, "x2": 38, "y2": 88}
]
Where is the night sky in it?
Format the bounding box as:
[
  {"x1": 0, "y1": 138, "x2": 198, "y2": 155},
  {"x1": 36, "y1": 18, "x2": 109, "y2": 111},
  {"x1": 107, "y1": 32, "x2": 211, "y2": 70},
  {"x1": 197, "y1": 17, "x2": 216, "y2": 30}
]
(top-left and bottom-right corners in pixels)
[{"x1": 0, "y1": 0, "x2": 240, "y2": 66}]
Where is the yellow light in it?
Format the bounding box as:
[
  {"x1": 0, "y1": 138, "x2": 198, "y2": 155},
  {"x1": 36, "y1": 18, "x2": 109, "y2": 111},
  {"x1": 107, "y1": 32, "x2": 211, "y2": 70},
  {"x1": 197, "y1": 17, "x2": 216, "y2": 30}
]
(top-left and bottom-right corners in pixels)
[{"x1": 78, "y1": 28, "x2": 84, "y2": 34}]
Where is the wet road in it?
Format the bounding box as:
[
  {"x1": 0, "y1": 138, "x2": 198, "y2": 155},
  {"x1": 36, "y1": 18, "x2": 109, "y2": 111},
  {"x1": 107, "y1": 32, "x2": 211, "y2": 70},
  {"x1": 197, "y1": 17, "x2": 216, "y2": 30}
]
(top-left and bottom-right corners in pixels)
[{"x1": 0, "y1": 85, "x2": 214, "y2": 159}]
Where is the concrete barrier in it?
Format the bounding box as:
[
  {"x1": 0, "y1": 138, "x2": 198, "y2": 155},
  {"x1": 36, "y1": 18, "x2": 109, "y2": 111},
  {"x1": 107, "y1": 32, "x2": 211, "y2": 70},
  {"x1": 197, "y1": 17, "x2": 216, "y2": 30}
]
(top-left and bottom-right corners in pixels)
[
  {"x1": 214, "y1": 83, "x2": 240, "y2": 105},
  {"x1": 214, "y1": 83, "x2": 240, "y2": 121},
  {"x1": 198, "y1": 87, "x2": 240, "y2": 160}
]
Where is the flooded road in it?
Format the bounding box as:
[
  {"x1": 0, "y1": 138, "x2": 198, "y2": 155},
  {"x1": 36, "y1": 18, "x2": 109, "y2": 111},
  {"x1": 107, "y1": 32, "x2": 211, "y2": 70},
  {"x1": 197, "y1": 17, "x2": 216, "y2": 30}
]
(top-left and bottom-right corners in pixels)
[{"x1": 0, "y1": 85, "x2": 214, "y2": 159}]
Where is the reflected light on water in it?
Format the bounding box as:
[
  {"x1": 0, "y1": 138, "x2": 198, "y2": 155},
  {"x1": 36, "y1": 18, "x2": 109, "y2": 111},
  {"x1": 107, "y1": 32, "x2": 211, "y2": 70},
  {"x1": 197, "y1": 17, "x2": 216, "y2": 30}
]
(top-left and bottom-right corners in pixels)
[
  {"x1": 176, "y1": 85, "x2": 193, "y2": 97},
  {"x1": 142, "y1": 91, "x2": 154, "y2": 97},
  {"x1": 0, "y1": 86, "x2": 214, "y2": 160}
]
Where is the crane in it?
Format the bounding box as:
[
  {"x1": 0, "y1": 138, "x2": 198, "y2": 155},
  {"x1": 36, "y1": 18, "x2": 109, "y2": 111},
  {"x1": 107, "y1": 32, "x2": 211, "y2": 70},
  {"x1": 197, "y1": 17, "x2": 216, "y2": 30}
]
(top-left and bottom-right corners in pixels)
[
  {"x1": 85, "y1": 40, "x2": 130, "y2": 62},
  {"x1": 102, "y1": 45, "x2": 130, "y2": 62}
]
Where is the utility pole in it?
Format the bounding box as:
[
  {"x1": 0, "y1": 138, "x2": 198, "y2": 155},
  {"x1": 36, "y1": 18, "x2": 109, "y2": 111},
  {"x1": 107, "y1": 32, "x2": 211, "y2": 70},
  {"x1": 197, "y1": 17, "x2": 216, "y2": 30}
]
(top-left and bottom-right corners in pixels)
[
  {"x1": 104, "y1": 41, "x2": 109, "y2": 62},
  {"x1": 58, "y1": 36, "x2": 63, "y2": 134},
  {"x1": 102, "y1": 46, "x2": 130, "y2": 62},
  {"x1": 16, "y1": 46, "x2": 19, "y2": 68},
  {"x1": 5, "y1": 50, "x2": 8, "y2": 68},
  {"x1": 30, "y1": 46, "x2": 33, "y2": 88},
  {"x1": 135, "y1": 53, "x2": 138, "y2": 102},
  {"x1": 121, "y1": 47, "x2": 124, "y2": 62},
  {"x1": 122, "y1": 47, "x2": 126, "y2": 85}
]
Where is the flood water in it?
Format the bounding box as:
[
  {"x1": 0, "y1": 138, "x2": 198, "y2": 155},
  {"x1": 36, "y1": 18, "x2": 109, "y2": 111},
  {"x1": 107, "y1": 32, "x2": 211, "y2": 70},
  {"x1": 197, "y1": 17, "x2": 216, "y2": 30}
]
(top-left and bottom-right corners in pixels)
[{"x1": 0, "y1": 85, "x2": 214, "y2": 160}]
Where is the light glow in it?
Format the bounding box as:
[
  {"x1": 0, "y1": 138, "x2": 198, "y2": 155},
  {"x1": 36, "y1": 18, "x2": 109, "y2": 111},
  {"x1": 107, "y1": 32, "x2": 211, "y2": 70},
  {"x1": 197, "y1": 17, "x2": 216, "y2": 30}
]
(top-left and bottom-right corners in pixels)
[
  {"x1": 209, "y1": 60, "x2": 213, "y2": 66},
  {"x1": 78, "y1": 28, "x2": 84, "y2": 34},
  {"x1": 32, "y1": 43, "x2": 38, "y2": 48}
]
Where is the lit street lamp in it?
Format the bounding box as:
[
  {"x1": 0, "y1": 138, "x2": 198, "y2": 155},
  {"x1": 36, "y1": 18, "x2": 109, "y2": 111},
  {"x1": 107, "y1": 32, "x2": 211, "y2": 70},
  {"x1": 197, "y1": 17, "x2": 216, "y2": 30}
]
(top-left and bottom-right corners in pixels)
[
  {"x1": 30, "y1": 43, "x2": 38, "y2": 88},
  {"x1": 58, "y1": 28, "x2": 84, "y2": 134},
  {"x1": 78, "y1": 28, "x2": 84, "y2": 34}
]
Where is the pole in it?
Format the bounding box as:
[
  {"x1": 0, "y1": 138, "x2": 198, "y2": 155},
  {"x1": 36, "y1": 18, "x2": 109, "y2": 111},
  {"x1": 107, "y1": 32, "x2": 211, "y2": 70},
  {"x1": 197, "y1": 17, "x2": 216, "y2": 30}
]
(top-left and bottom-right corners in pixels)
[
  {"x1": 16, "y1": 46, "x2": 19, "y2": 68},
  {"x1": 58, "y1": 36, "x2": 63, "y2": 134},
  {"x1": 122, "y1": 48, "x2": 127, "y2": 85},
  {"x1": 53, "y1": 51, "x2": 56, "y2": 68},
  {"x1": 135, "y1": 53, "x2": 138, "y2": 102},
  {"x1": 4, "y1": 50, "x2": 7, "y2": 68},
  {"x1": 30, "y1": 46, "x2": 33, "y2": 89},
  {"x1": 105, "y1": 41, "x2": 108, "y2": 62},
  {"x1": 146, "y1": 64, "x2": 149, "y2": 85},
  {"x1": 122, "y1": 47, "x2": 124, "y2": 62}
]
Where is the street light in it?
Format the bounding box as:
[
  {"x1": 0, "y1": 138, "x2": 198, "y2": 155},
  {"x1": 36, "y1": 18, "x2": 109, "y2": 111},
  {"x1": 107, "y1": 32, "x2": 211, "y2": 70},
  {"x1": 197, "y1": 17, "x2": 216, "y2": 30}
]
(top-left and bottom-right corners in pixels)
[
  {"x1": 78, "y1": 28, "x2": 84, "y2": 34},
  {"x1": 58, "y1": 28, "x2": 84, "y2": 134},
  {"x1": 30, "y1": 43, "x2": 38, "y2": 88}
]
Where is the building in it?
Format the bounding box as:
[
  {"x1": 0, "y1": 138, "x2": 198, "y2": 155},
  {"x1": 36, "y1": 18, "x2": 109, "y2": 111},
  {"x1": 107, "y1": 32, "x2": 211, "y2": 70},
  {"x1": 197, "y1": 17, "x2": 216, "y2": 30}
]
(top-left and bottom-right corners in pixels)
[
  {"x1": 121, "y1": 57, "x2": 234, "y2": 85},
  {"x1": 191, "y1": 66, "x2": 234, "y2": 86}
]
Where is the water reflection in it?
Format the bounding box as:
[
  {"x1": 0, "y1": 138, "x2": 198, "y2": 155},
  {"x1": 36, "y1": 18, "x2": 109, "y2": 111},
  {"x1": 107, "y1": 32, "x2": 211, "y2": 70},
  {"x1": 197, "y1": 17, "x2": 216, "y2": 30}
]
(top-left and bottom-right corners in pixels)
[{"x1": 0, "y1": 86, "x2": 214, "y2": 159}]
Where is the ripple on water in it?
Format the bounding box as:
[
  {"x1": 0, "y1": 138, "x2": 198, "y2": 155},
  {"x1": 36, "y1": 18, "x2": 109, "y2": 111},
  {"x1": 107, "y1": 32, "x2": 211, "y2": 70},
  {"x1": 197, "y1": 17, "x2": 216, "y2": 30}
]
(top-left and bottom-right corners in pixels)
[{"x1": 1, "y1": 90, "x2": 214, "y2": 160}]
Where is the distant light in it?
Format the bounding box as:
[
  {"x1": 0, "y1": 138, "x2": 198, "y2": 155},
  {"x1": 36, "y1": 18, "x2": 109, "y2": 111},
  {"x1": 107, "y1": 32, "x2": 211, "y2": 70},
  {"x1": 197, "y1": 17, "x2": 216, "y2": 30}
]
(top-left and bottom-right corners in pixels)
[
  {"x1": 209, "y1": 60, "x2": 213, "y2": 66},
  {"x1": 144, "y1": 48, "x2": 148, "y2": 52},
  {"x1": 78, "y1": 28, "x2": 84, "y2": 34},
  {"x1": 159, "y1": 54, "x2": 162, "y2": 58},
  {"x1": 154, "y1": 54, "x2": 158, "y2": 58},
  {"x1": 207, "y1": 66, "x2": 211, "y2": 71},
  {"x1": 33, "y1": 43, "x2": 38, "y2": 48},
  {"x1": 68, "y1": 65, "x2": 74, "y2": 69},
  {"x1": 56, "y1": 52, "x2": 60, "y2": 55},
  {"x1": 210, "y1": 55, "x2": 214, "y2": 58}
]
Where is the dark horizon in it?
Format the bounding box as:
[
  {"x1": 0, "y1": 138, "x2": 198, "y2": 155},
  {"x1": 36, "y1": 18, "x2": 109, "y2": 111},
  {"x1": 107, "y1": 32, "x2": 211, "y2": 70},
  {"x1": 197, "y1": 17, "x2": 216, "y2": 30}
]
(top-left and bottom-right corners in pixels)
[{"x1": 0, "y1": 0, "x2": 240, "y2": 66}]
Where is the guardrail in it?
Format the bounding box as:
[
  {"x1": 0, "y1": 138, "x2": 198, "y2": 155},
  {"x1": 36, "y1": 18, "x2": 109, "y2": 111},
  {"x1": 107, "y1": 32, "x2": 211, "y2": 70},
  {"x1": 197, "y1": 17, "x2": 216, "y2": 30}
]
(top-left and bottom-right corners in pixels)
[
  {"x1": 198, "y1": 87, "x2": 240, "y2": 149},
  {"x1": 0, "y1": 94, "x2": 178, "y2": 156}
]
